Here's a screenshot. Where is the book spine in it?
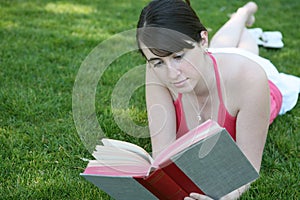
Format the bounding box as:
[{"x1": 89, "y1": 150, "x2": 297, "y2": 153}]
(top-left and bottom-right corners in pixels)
[
  {"x1": 161, "y1": 160, "x2": 205, "y2": 195},
  {"x1": 134, "y1": 168, "x2": 189, "y2": 200}
]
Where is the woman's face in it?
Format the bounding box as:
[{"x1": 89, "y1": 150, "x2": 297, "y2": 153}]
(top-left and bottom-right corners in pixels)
[{"x1": 142, "y1": 43, "x2": 207, "y2": 94}]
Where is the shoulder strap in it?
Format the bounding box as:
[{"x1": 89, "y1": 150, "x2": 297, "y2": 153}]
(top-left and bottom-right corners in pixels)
[{"x1": 207, "y1": 52, "x2": 224, "y2": 104}]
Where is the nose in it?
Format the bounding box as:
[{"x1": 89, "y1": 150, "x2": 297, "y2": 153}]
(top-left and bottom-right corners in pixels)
[{"x1": 166, "y1": 61, "x2": 181, "y2": 79}]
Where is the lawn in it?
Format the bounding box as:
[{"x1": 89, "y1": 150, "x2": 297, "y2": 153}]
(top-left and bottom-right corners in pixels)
[{"x1": 0, "y1": 0, "x2": 299, "y2": 199}]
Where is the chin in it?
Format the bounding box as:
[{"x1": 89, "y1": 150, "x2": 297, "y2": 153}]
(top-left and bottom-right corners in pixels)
[
  {"x1": 173, "y1": 85, "x2": 195, "y2": 94},
  {"x1": 167, "y1": 80, "x2": 196, "y2": 94}
]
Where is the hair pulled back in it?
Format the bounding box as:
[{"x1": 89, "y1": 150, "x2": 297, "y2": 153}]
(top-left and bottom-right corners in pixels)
[{"x1": 137, "y1": 0, "x2": 207, "y2": 57}]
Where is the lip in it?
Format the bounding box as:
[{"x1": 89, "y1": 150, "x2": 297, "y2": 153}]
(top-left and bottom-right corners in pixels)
[{"x1": 172, "y1": 78, "x2": 188, "y2": 87}]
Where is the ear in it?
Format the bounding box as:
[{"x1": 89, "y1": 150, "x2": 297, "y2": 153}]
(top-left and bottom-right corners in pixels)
[{"x1": 199, "y1": 31, "x2": 209, "y2": 48}]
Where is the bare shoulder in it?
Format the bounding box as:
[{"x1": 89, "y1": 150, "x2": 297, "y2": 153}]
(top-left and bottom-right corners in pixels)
[
  {"x1": 215, "y1": 53, "x2": 268, "y2": 86},
  {"x1": 145, "y1": 62, "x2": 174, "y2": 104},
  {"x1": 214, "y1": 53, "x2": 269, "y2": 111}
]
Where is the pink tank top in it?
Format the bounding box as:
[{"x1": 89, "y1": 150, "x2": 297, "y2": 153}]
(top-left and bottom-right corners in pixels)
[{"x1": 174, "y1": 53, "x2": 282, "y2": 141}]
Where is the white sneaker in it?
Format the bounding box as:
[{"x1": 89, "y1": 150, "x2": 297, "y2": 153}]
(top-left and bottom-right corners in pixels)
[{"x1": 247, "y1": 28, "x2": 284, "y2": 49}]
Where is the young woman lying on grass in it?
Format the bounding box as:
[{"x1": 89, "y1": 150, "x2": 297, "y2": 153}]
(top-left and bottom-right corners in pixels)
[{"x1": 136, "y1": 0, "x2": 300, "y2": 199}]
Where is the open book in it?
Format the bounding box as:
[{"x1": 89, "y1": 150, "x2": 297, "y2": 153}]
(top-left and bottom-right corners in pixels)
[{"x1": 81, "y1": 120, "x2": 259, "y2": 200}]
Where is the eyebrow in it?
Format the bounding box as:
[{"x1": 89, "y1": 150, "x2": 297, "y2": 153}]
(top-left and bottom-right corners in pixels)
[
  {"x1": 146, "y1": 50, "x2": 185, "y2": 62},
  {"x1": 147, "y1": 57, "x2": 162, "y2": 62}
]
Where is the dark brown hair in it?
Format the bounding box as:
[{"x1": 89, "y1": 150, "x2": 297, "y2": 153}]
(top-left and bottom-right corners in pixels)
[{"x1": 136, "y1": 0, "x2": 207, "y2": 57}]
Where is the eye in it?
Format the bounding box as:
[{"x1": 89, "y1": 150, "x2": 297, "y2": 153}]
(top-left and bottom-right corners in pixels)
[
  {"x1": 149, "y1": 59, "x2": 164, "y2": 68},
  {"x1": 153, "y1": 61, "x2": 163, "y2": 67},
  {"x1": 173, "y1": 53, "x2": 184, "y2": 61}
]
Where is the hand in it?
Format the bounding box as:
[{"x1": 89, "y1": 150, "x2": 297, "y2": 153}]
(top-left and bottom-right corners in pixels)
[
  {"x1": 184, "y1": 183, "x2": 250, "y2": 200},
  {"x1": 184, "y1": 193, "x2": 214, "y2": 200}
]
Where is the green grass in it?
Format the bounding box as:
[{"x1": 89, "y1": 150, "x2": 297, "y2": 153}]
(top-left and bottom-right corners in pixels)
[{"x1": 0, "y1": 0, "x2": 299, "y2": 199}]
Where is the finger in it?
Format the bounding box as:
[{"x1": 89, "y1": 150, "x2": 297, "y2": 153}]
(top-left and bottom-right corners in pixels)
[
  {"x1": 184, "y1": 197, "x2": 195, "y2": 200},
  {"x1": 190, "y1": 193, "x2": 213, "y2": 200}
]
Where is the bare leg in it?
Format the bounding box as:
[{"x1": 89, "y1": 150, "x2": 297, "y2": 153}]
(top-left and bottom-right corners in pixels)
[
  {"x1": 209, "y1": 2, "x2": 259, "y2": 55},
  {"x1": 238, "y1": 27, "x2": 259, "y2": 55}
]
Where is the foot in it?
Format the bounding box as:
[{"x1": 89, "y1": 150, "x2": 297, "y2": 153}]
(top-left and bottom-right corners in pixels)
[
  {"x1": 244, "y1": 2, "x2": 258, "y2": 26},
  {"x1": 243, "y1": 2, "x2": 258, "y2": 15},
  {"x1": 237, "y1": 1, "x2": 258, "y2": 27}
]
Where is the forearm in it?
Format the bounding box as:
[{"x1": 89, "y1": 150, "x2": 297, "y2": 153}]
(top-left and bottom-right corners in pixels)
[{"x1": 151, "y1": 133, "x2": 176, "y2": 158}]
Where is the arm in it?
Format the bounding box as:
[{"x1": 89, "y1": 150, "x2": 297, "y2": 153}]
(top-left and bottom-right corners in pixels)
[
  {"x1": 218, "y1": 61, "x2": 270, "y2": 199},
  {"x1": 185, "y1": 59, "x2": 270, "y2": 200},
  {"x1": 219, "y1": 61, "x2": 270, "y2": 199},
  {"x1": 145, "y1": 64, "x2": 177, "y2": 158},
  {"x1": 234, "y1": 63, "x2": 270, "y2": 172}
]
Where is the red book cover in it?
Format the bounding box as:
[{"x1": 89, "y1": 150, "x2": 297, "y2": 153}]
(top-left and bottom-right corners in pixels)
[
  {"x1": 161, "y1": 161, "x2": 205, "y2": 195},
  {"x1": 135, "y1": 168, "x2": 189, "y2": 200}
]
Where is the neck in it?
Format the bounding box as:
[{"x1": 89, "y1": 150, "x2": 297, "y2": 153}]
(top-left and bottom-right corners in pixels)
[{"x1": 193, "y1": 53, "x2": 216, "y2": 97}]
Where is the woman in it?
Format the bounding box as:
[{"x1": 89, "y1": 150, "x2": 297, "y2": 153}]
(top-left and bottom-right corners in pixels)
[{"x1": 136, "y1": 0, "x2": 300, "y2": 199}]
